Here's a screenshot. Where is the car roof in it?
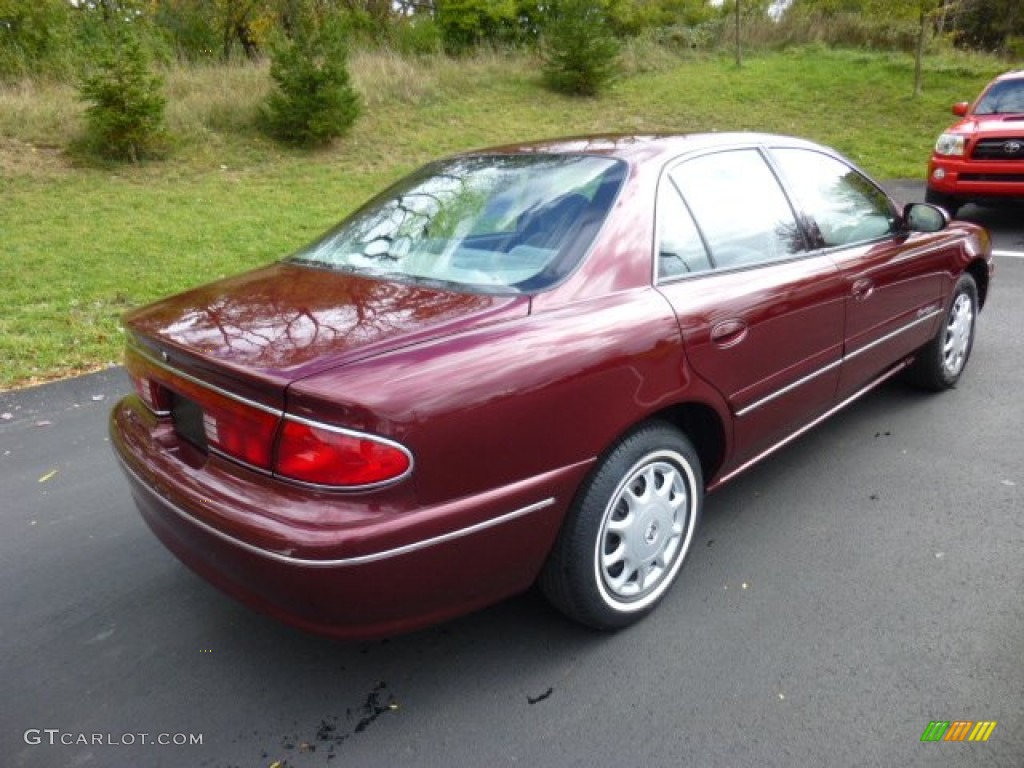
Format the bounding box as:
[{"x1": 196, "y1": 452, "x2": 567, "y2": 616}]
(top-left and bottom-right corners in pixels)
[
  {"x1": 993, "y1": 69, "x2": 1024, "y2": 82},
  {"x1": 460, "y1": 132, "x2": 831, "y2": 165}
]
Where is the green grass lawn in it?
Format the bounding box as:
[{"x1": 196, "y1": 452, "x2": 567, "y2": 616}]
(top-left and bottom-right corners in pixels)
[{"x1": 0, "y1": 46, "x2": 1005, "y2": 389}]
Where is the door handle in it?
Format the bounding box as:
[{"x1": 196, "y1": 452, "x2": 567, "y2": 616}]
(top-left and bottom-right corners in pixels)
[
  {"x1": 852, "y1": 278, "x2": 874, "y2": 301},
  {"x1": 710, "y1": 319, "x2": 748, "y2": 348}
]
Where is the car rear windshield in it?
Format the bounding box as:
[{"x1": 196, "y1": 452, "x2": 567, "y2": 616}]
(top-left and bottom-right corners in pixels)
[{"x1": 289, "y1": 154, "x2": 626, "y2": 293}]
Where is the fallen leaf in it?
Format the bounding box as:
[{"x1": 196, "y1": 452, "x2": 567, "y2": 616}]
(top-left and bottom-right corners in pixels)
[
  {"x1": 38, "y1": 469, "x2": 58, "y2": 483},
  {"x1": 36, "y1": 420, "x2": 52, "y2": 427},
  {"x1": 1, "y1": 412, "x2": 12, "y2": 420},
  {"x1": 1002, "y1": 479, "x2": 1016, "y2": 487},
  {"x1": 91, "y1": 394, "x2": 106, "y2": 402}
]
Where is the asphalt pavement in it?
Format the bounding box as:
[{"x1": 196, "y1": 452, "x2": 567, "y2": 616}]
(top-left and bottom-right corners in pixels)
[{"x1": 1, "y1": 188, "x2": 1022, "y2": 768}]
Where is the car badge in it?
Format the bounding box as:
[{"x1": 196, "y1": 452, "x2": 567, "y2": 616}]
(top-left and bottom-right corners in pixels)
[{"x1": 1005, "y1": 141, "x2": 1022, "y2": 155}]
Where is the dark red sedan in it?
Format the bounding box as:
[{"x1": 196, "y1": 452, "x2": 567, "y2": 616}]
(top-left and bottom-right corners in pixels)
[{"x1": 111, "y1": 134, "x2": 993, "y2": 638}]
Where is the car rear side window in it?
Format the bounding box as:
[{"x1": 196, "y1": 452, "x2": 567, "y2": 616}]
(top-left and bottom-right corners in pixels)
[
  {"x1": 657, "y1": 181, "x2": 712, "y2": 279},
  {"x1": 770, "y1": 148, "x2": 898, "y2": 248},
  {"x1": 670, "y1": 149, "x2": 806, "y2": 270}
]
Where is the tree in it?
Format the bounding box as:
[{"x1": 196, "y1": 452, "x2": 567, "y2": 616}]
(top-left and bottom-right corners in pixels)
[
  {"x1": 541, "y1": 0, "x2": 621, "y2": 97},
  {"x1": 435, "y1": 0, "x2": 519, "y2": 54},
  {"x1": 79, "y1": 24, "x2": 166, "y2": 162},
  {"x1": 863, "y1": 0, "x2": 942, "y2": 97},
  {"x1": 781, "y1": 0, "x2": 946, "y2": 96},
  {"x1": 0, "y1": 0, "x2": 75, "y2": 79},
  {"x1": 262, "y1": 16, "x2": 361, "y2": 146},
  {"x1": 151, "y1": 0, "x2": 271, "y2": 61},
  {"x1": 954, "y1": 0, "x2": 1024, "y2": 53},
  {"x1": 714, "y1": 0, "x2": 772, "y2": 67}
]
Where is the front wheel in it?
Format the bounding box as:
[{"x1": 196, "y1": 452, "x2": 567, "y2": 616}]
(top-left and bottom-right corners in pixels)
[
  {"x1": 907, "y1": 273, "x2": 978, "y2": 391},
  {"x1": 540, "y1": 422, "x2": 703, "y2": 630}
]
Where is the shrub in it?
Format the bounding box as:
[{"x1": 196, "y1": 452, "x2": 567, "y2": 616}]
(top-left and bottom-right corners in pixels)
[
  {"x1": 262, "y1": 19, "x2": 360, "y2": 146},
  {"x1": 542, "y1": 0, "x2": 621, "y2": 97},
  {"x1": 78, "y1": 28, "x2": 167, "y2": 163},
  {"x1": 0, "y1": 0, "x2": 77, "y2": 81},
  {"x1": 540, "y1": 0, "x2": 618, "y2": 97},
  {"x1": 435, "y1": 0, "x2": 519, "y2": 55},
  {"x1": 390, "y1": 17, "x2": 444, "y2": 56}
]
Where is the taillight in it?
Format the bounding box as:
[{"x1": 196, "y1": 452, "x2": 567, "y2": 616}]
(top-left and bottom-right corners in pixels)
[
  {"x1": 125, "y1": 342, "x2": 279, "y2": 469},
  {"x1": 128, "y1": 371, "x2": 171, "y2": 413},
  {"x1": 275, "y1": 418, "x2": 412, "y2": 488},
  {"x1": 124, "y1": 340, "x2": 411, "y2": 488},
  {"x1": 200, "y1": 391, "x2": 279, "y2": 470}
]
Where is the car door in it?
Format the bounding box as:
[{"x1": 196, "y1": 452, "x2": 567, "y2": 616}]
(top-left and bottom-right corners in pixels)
[
  {"x1": 769, "y1": 147, "x2": 948, "y2": 399},
  {"x1": 655, "y1": 148, "x2": 846, "y2": 467}
]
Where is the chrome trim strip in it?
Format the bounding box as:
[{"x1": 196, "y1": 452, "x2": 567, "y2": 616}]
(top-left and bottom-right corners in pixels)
[
  {"x1": 116, "y1": 451, "x2": 555, "y2": 568},
  {"x1": 735, "y1": 359, "x2": 842, "y2": 418},
  {"x1": 736, "y1": 308, "x2": 941, "y2": 417},
  {"x1": 129, "y1": 339, "x2": 283, "y2": 417},
  {"x1": 711, "y1": 360, "x2": 911, "y2": 490},
  {"x1": 843, "y1": 309, "x2": 941, "y2": 363}
]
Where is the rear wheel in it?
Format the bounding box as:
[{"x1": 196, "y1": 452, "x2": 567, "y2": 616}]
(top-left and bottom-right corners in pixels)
[
  {"x1": 540, "y1": 422, "x2": 703, "y2": 630},
  {"x1": 924, "y1": 188, "x2": 963, "y2": 218},
  {"x1": 907, "y1": 273, "x2": 978, "y2": 390}
]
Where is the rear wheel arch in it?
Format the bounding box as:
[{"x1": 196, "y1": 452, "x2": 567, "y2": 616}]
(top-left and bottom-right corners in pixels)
[{"x1": 648, "y1": 402, "x2": 727, "y2": 485}]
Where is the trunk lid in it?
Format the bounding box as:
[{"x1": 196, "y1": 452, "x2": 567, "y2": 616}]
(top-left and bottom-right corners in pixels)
[{"x1": 124, "y1": 262, "x2": 529, "y2": 407}]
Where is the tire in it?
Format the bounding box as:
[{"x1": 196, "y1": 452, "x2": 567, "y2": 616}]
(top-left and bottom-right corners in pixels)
[
  {"x1": 907, "y1": 273, "x2": 978, "y2": 391},
  {"x1": 539, "y1": 422, "x2": 703, "y2": 630},
  {"x1": 924, "y1": 188, "x2": 962, "y2": 218}
]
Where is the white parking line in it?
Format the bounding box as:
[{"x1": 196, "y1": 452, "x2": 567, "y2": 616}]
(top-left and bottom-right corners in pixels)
[{"x1": 993, "y1": 250, "x2": 1024, "y2": 259}]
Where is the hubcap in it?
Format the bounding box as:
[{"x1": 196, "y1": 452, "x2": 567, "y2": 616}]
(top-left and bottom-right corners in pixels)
[
  {"x1": 942, "y1": 293, "x2": 974, "y2": 376},
  {"x1": 598, "y1": 457, "x2": 690, "y2": 603}
]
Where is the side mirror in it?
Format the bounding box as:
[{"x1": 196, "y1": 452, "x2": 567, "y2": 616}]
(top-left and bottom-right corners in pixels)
[
  {"x1": 904, "y1": 202, "x2": 950, "y2": 232},
  {"x1": 952, "y1": 102, "x2": 970, "y2": 117}
]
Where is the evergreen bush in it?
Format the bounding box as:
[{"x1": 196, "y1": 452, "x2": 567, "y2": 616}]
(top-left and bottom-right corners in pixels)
[
  {"x1": 542, "y1": 0, "x2": 621, "y2": 97},
  {"x1": 78, "y1": 29, "x2": 166, "y2": 163},
  {"x1": 262, "y1": 19, "x2": 361, "y2": 147}
]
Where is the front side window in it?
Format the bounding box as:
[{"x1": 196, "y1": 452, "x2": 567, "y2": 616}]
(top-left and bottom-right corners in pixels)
[
  {"x1": 669, "y1": 149, "x2": 806, "y2": 269},
  {"x1": 289, "y1": 154, "x2": 625, "y2": 293},
  {"x1": 771, "y1": 148, "x2": 897, "y2": 248}
]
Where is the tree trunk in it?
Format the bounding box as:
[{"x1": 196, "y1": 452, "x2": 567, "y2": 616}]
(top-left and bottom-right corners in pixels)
[
  {"x1": 913, "y1": 6, "x2": 927, "y2": 98},
  {"x1": 735, "y1": 0, "x2": 742, "y2": 68}
]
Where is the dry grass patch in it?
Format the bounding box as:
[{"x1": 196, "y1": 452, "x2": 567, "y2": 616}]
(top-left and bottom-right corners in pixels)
[
  {"x1": 164, "y1": 61, "x2": 271, "y2": 137},
  {"x1": 0, "y1": 79, "x2": 83, "y2": 149}
]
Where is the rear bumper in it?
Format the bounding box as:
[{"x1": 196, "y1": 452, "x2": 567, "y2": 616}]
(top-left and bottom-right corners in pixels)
[{"x1": 110, "y1": 396, "x2": 583, "y2": 638}]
